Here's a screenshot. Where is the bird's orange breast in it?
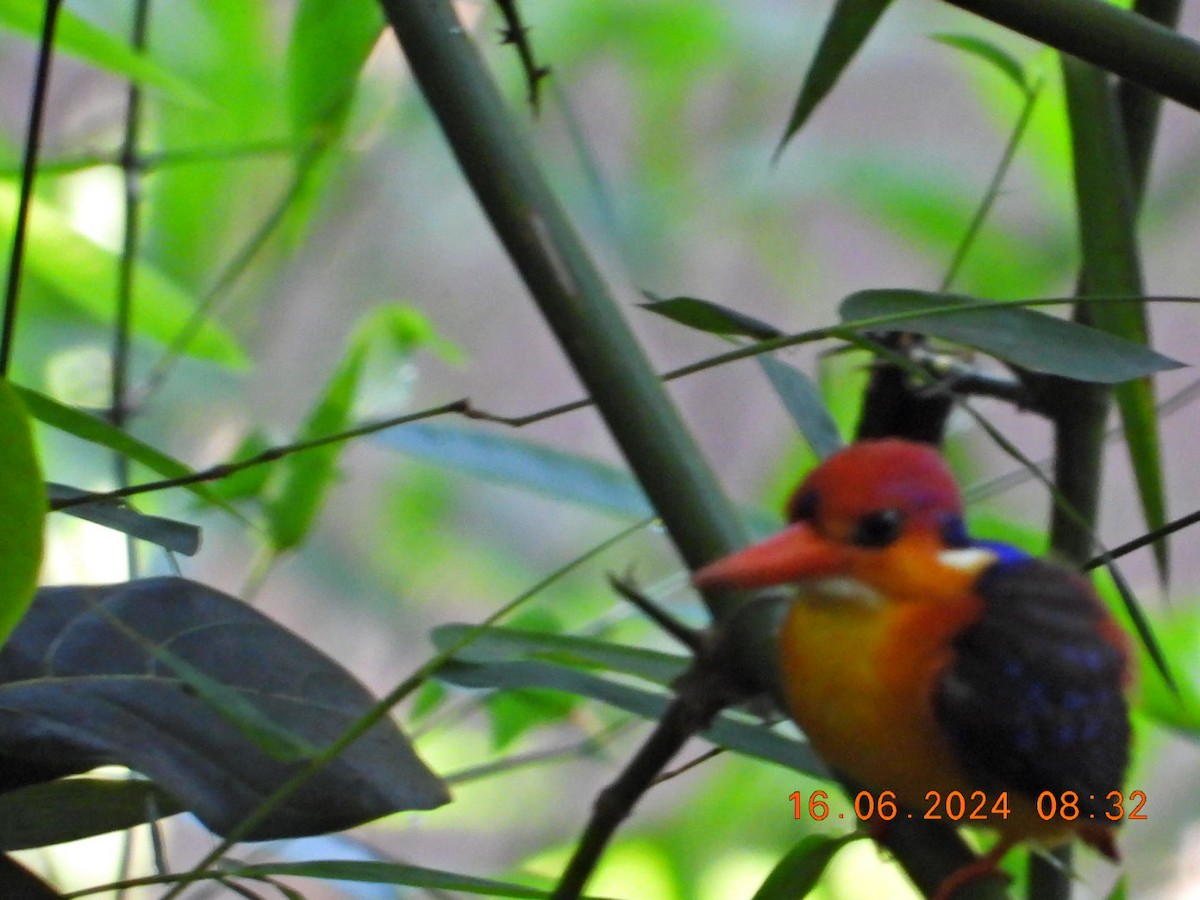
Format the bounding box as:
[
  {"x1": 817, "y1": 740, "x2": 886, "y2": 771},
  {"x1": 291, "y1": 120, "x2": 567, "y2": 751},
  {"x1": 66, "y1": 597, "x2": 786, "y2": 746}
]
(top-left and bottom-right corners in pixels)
[{"x1": 778, "y1": 583, "x2": 1084, "y2": 845}]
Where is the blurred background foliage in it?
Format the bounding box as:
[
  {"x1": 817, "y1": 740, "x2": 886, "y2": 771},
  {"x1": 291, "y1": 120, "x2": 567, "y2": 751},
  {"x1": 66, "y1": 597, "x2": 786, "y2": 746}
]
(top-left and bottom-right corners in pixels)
[{"x1": 2, "y1": 0, "x2": 1200, "y2": 896}]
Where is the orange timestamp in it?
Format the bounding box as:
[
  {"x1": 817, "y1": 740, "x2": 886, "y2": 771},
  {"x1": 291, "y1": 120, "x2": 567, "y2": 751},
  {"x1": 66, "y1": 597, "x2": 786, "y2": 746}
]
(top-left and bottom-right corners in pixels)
[{"x1": 790, "y1": 789, "x2": 1148, "y2": 823}]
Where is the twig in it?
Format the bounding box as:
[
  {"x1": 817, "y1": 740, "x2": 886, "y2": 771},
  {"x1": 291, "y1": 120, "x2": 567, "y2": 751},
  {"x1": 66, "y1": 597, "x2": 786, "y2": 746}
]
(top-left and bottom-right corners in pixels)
[{"x1": 1, "y1": 0, "x2": 62, "y2": 376}]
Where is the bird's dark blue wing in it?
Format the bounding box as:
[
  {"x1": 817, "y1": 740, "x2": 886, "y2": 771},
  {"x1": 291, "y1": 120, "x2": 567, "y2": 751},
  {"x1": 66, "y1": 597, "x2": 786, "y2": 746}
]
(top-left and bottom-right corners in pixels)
[{"x1": 934, "y1": 558, "x2": 1130, "y2": 817}]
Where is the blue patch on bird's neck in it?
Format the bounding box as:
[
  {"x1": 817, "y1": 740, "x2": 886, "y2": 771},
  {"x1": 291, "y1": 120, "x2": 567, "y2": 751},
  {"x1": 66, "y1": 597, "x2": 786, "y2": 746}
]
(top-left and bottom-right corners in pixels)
[{"x1": 971, "y1": 539, "x2": 1031, "y2": 566}]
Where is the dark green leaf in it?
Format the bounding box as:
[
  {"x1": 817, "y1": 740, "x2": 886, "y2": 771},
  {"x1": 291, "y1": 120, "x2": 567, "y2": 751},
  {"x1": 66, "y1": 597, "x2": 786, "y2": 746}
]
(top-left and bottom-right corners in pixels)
[
  {"x1": 931, "y1": 33, "x2": 1029, "y2": 95},
  {"x1": 232, "y1": 860, "x2": 615, "y2": 899},
  {"x1": 750, "y1": 833, "x2": 863, "y2": 900},
  {"x1": 759, "y1": 356, "x2": 845, "y2": 459},
  {"x1": 47, "y1": 483, "x2": 201, "y2": 556},
  {"x1": 839, "y1": 290, "x2": 1183, "y2": 383},
  {"x1": 0, "y1": 856, "x2": 56, "y2": 898},
  {"x1": 0, "y1": 578, "x2": 448, "y2": 838},
  {"x1": 0, "y1": 381, "x2": 43, "y2": 648},
  {"x1": 777, "y1": 0, "x2": 893, "y2": 155},
  {"x1": 640, "y1": 294, "x2": 783, "y2": 340},
  {"x1": 0, "y1": 777, "x2": 181, "y2": 851}
]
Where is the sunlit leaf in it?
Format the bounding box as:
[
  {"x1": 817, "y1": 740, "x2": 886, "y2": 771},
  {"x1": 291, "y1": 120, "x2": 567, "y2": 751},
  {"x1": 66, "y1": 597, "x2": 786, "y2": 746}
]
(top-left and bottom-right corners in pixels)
[
  {"x1": 0, "y1": 182, "x2": 245, "y2": 366},
  {"x1": 750, "y1": 834, "x2": 862, "y2": 900},
  {"x1": 231, "y1": 860, "x2": 610, "y2": 899},
  {"x1": 0, "y1": 0, "x2": 203, "y2": 102},
  {"x1": 266, "y1": 306, "x2": 441, "y2": 551},
  {"x1": 287, "y1": 0, "x2": 385, "y2": 138},
  {"x1": 16, "y1": 385, "x2": 226, "y2": 511},
  {"x1": 0, "y1": 382, "x2": 43, "y2": 648}
]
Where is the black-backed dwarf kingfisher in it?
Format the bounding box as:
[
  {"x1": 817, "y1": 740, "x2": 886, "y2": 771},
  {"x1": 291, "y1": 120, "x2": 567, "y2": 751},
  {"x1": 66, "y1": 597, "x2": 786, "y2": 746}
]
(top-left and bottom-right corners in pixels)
[{"x1": 694, "y1": 439, "x2": 1132, "y2": 900}]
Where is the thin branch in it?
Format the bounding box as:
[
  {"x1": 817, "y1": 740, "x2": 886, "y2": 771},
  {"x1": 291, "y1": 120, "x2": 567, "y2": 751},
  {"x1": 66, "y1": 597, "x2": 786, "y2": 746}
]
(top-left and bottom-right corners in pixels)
[
  {"x1": 493, "y1": 0, "x2": 550, "y2": 111},
  {"x1": 1, "y1": 0, "x2": 62, "y2": 376},
  {"x1": 50, "y1": 399, "x2": 470, "y2": 510}
]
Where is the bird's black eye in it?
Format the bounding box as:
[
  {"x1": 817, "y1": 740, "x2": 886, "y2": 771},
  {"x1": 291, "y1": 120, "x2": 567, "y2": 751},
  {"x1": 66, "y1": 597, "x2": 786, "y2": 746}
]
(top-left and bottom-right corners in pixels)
[
  {"x1": 787, "y1": 489, "x2": 818, "y2": 523},
  {"x1": 940, "y1": 515, "x2": 970, "y2": 549},
  {"x1": 851, "y1": 509, "x2": 903, "y2": 548}
]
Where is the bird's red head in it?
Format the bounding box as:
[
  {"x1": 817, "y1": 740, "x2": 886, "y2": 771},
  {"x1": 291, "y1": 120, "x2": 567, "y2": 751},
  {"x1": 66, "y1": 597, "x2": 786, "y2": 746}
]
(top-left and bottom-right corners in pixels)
[{"x1": 694, "y1": 439, "x2": 985, "y2": 600}]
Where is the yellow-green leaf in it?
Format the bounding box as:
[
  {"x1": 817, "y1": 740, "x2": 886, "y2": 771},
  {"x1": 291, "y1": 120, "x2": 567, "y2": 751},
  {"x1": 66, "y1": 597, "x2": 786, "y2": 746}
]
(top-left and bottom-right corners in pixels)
[{"x1": 0, "y1": 381, "x2": 45, "y2": 647}]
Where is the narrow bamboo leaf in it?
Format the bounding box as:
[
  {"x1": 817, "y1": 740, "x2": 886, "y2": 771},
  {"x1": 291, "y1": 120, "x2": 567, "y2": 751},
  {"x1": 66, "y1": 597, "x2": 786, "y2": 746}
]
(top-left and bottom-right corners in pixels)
[
  {"x1": 0, "y1": 182, "x2": 245, "y2": 367},
  {"x1": 266, "y1": 344, "x2": 366, "y2": 552},
  {"x1": 759, "y1": 356, "x2": 845, "y2": 460},
  {"x1": 266, "y1": 306, "x2": 440, "y2": 551},
  {"x1": 437, "y1": 659, "x2": 822, "y2": 774},
  {"x1": 839, "y1": 290, "x2": 1183, "y2": 383},
  {"x1": 47, "y1": 483, "x2": 201, "y2": 556},
  {"x1": 640, "y1": 294, "x2": 783, "y2": 340},
  {"x1": 0, "y1": 777, "x2": 181, "y2": 851},
  {"x1": 1115, "y1": 380, "x2": 1169, "y2": 578},
  {"x1": 0, "y1": 382, "x2": 44, "y2": 649},
  {"x1": 0, "y1": 578, "x2": 449, "y2": 838},
  {"x1": 432, "y1": 623, "x2": 689, "y2": 685},
  {"x1": 378, "y1": 422, "x2": 653, "y2": 518},
  {"x1": 16, "y1": 386, "x2": 226, "y2": 511},
  {"x1": 641, "y1": 296, "x2": 843, "y2": 458},
  {"x1": 750, "y1": 834, "x2": 863, "y2": 900},
  {"x1": 0, "y1": 0, "x2": 203, "y2": 101},
  {"x1": 931, "y1": 33, "x2": 1029, "y2": 95},
  {"x1": 777, "y1": 0, "x2": 894, "y2": 155},
  {"x1": 287, "y1": 0, "x2": 385, "y2": 138},
  {"x1": 231, "y1": 860, "x2": 612, "y2": 899},
  {"x1": 1063, "y1": 54, "x2": 1167, "y2": 578}
]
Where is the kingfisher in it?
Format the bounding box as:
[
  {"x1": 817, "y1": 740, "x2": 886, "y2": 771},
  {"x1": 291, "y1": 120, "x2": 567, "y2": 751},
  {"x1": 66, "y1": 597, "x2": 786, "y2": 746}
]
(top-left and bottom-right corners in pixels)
[{"x1": 694, "y1": 439, "x2": 1132, "y2": 899}]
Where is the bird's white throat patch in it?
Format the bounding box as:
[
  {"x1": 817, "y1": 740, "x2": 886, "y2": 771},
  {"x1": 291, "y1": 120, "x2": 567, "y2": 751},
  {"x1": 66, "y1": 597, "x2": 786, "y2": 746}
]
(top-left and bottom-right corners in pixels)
[
  {"x1": 806, "y1": 577, "x2": 884, "y2": 607},
  {"x1": 936, "y1": 547, "x2": 996, "y2": 573}
]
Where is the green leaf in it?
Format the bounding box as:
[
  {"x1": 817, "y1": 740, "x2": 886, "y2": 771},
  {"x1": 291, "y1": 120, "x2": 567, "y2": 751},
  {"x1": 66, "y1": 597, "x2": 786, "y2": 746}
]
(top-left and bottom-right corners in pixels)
[
  {"x1": 0, "y1": 778, "x2": 181, "y2": 852},
  {"x1": 16, "y1": 385, "x2": 227, "y2": 511},
  {"x1": 287, "y1": 0, "x2": 385, "y2": 139},
  {"x1": 750, "y1": 833, "x2": 863, "y2": 900},
  {"x1": 759, "y1": 356, "x2": 845, "y2": 460},
  {"x1": 378, "y1": 422, "x2": 654, "y2": 519},
  {"x1": 231, "y1": 860, "x2": 614, "y2": 899},
  {"x1": 0, "y1": 381, "x2": 44, "y2": 648},
  {"x1": 777, "y1": 0, "x2": 893, "y2": 156},
  {"x1": 266, "y1": 306, "x2": 440, "y2": 551},
  {"x1": 266, "y1": 344, "x2": 366, "y2": 551},
  {"x1": 483, "y1": 689, "x2": 578, "y2": 750},
  {"x1": 931, "y1": 33, "x2": 1029, "y2": 95},
  {"x1": 641, "y1": 296, "x2": 843, "y2": 458},
  {"x1": 0, "y1": 181, "x2": 245, "y2": 367},
  {"x1": 0, "y1": 0, "x2": 203, "y2": 102},
  {"x1": 47, "y1": 483, "x2": 201, "y2": 556},
  {"x1": 640, "y1": 294, "x2": 783, "y2": 340},
  {"x1": 432, "y1": 623, "x2": 689, "y2": 685},
  {"x1": 839, "y1": 290, "x2": 1183, "y2": 383},
  {"x1": 438, "y1": 658, "x2": 821, "y2": 774}
]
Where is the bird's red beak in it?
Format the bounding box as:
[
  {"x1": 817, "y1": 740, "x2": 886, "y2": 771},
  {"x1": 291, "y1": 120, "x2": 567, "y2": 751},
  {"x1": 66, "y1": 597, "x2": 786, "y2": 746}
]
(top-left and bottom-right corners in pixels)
[{"x1": 692, "y1": 522, "x2": 847, "y2": 590}]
